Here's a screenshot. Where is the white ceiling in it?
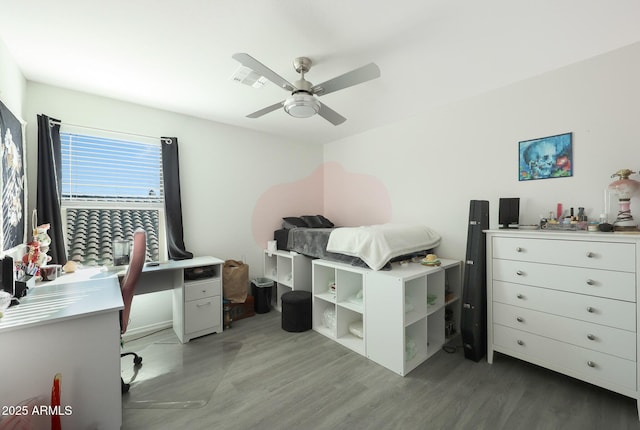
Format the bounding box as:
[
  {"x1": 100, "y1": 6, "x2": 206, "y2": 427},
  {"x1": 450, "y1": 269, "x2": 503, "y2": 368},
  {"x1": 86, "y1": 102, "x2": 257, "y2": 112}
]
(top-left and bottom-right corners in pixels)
[{"x1": 1, "y1": 0, "x2": 640, "y2": 144}]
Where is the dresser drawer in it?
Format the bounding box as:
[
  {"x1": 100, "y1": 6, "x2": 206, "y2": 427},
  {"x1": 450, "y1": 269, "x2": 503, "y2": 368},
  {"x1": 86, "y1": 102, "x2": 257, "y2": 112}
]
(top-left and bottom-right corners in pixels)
[
  {"x1": 493, "y1": 259, "x2": 636, "y2": 301},
  {"x1": 492, "y1": 237, "x2": 635, "y2": 272},
  {"x1": 493, "y1": 302, "x2": 636, "y2": 360},
  {"x1": 185, "y1": 278, "x2": 221, "y2": 302},
  {"x1": 493, "y1": 281, "x2": 636, "y2": 330},
  {"x1": 185, "y1": 295, "x2": 221, "y2": 333},
  {"x1": 493, "y1": 324, "x2": 636, "y2": 391}
]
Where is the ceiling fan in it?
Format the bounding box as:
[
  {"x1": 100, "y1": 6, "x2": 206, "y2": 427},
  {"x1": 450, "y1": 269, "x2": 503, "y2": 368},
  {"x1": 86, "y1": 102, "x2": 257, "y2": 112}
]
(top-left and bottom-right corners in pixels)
[{"x1": 232, "y1": 53, "x2": 381, "y2": 126}]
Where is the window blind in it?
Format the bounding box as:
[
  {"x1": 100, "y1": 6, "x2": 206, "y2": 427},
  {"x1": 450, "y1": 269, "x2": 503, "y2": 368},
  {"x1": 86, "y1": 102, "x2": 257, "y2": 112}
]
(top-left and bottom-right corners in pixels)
[{"x1": 61, "y1": 132, "x2": 164, "y2": 204}]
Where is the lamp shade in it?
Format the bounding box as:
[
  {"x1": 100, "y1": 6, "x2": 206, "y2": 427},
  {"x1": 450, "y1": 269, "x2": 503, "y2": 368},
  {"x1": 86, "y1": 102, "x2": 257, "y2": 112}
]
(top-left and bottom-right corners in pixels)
[
  {"x1": 608, "y1": 178, "x2": 640, "y2": 199},
  {"x1": 284, "y1": 93, "x2": 320, "y2": 118}
]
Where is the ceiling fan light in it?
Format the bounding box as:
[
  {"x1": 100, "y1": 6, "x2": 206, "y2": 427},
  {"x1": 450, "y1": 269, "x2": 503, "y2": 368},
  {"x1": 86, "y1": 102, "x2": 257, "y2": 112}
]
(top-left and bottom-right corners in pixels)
[{"x1": 284, "y1": 93, "x2": 320, "y2": 118}]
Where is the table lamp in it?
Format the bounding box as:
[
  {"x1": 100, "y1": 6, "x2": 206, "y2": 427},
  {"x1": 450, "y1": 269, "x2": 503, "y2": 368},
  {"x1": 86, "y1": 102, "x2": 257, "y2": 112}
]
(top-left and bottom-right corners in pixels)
[{"x1": 608, "y1": 169, "x2": 640, "y2": 231}]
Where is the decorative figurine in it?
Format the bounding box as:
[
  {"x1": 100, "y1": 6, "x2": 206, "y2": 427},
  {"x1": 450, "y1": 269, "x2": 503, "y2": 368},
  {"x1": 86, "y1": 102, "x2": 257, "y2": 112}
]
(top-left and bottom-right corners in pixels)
[{"x1": 22, "y1": 210, "x2": 53, "y2": 276}]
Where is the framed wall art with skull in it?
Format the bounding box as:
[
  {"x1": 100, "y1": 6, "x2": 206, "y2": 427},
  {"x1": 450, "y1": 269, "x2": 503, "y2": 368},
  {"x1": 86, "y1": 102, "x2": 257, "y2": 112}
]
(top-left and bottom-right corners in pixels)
[{"x1": 519, "y1": 132, "x2": 573, "y2": 181}]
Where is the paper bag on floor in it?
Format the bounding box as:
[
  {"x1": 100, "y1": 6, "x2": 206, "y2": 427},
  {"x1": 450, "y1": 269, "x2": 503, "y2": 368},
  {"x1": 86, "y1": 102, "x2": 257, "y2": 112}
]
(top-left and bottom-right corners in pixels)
[{"x1": 223, "y1": 260, "x2": 249, "y2": 303}]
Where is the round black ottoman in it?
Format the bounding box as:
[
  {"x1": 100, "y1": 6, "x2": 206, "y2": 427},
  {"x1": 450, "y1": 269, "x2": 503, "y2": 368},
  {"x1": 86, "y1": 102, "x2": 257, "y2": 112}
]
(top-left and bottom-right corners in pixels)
[{"x1": 281, "y1": 291, "x2": 312, "y2": 332}]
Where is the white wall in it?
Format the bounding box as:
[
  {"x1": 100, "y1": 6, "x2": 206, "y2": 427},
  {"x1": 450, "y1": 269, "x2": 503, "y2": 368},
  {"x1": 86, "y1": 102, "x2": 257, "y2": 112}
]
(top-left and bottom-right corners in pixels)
[
  {"x1": 0, "y1": 39, "x2": 27, "y2": 263},
  {"x1": 24, "y1": 83, "x2": 323, "y2": 335},
  {"x1": 0, "y1": 37, "x2": 26, "y2": 118},
  {"x1": 24, "y1": 82, "x2": 323, "y2": 270},
  {"x1": 324, "y1": 42, "x2": 640, "y2": 263},
  {"x1": 10, "y1": 41, "x2": 640, "y2": 336}
]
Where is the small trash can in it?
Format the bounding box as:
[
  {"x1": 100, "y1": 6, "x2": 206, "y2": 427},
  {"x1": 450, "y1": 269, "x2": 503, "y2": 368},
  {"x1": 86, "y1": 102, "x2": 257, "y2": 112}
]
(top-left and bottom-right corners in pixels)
[{"x1": 251, "y1": 277, "x2": 274, "y2": 314}]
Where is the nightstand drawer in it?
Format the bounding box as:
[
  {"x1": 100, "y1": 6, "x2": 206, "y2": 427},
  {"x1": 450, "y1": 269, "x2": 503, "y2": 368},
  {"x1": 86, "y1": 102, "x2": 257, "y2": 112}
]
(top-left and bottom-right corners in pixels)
[
  {"x1": 493, "y1": 302, "x2": 636, "y2": 360},
  {"x1": 185, "y1": 295, "x2": 221, "y2": 333},
  {"x1": 493, "y1": 259, "x2": 636, "y2": 301},
  {"x1": 493, "y1": 281, "x2": 635, "y2": 330},
  {"x1": 493, "y1": 324, "x2": 636, "y2": 390},
  {"x1": 492, "y1": 237, "x2": 635, "y2": 272},
  {"x1": 185, "y1": 279, "x2": 221, "y2": 302}
]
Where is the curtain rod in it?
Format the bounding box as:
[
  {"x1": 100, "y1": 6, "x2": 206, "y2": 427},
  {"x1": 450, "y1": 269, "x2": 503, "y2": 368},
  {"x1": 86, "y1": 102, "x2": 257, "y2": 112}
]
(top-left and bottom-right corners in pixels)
[{"x1": 48, "y1": 119, "x2": 172, "y2": 144}]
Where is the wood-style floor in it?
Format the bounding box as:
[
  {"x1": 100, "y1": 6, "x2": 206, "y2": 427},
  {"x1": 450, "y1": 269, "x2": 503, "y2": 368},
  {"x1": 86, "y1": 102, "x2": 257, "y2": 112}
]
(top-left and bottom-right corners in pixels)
[{"x1": 121, "y1": 311, "x2": 640, "y2": 430}]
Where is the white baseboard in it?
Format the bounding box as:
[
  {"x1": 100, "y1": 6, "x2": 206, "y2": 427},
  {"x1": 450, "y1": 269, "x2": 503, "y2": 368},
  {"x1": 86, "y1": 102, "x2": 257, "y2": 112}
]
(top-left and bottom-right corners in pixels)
[{"x1": 122, "y1": 320, "x2": 172, "y2": 342}]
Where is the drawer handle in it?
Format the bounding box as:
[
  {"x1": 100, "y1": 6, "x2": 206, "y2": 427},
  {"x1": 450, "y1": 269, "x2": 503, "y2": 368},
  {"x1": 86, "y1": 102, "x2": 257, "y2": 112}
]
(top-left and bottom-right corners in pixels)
[
  {"x1": 516, "y1": 317, "x2": 524, "y2": 323},
  {"x1": 586, "y1": 279, "x2": 595, "y2": 286},
  {"x1": 587, "y1": 306, "x2": 594, "y2": 313},
  {"x1": 516, "y1": 294, "x2": 524, "y2": 299},
  {"x1": 586, "y1": 252, "x2": 594, "y2": 258},
  {"x1": 587, "y1": 361, "x2": 596, "y2": 368},
  {"x1": 517, "y1": 340, "x2": 524, "y2": 346},
  {"x1": 196, "y1": 301, "x2": 212, "y2": 307},
  {"x1": 587, "y1": 334, "x2": 596, "y2": 341},
  {"x1": 516, "y1": 247, "x2": 523, "y2": 253},
  {"x1": 516, "y1": 270, "x2": 524, "y2": 276}
]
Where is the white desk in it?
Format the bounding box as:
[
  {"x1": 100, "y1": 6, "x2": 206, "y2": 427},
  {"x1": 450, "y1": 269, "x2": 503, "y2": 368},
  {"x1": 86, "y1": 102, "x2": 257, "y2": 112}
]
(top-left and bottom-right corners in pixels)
[
  {"x1": 0, "y1": 256, "x2": 224, "y2": 429},
  {"x1": 0, "y1": 276, "x2": 123, "y2": 430},
  {"x1": 131, "y1": 256, "x2": 225, "y2": 342},
  {"x1": 45, "y1": 256, "x2": 225, "y2": 341},
  {"x1": 44, "y1": 255, "x2": 221, "y2": 292}
]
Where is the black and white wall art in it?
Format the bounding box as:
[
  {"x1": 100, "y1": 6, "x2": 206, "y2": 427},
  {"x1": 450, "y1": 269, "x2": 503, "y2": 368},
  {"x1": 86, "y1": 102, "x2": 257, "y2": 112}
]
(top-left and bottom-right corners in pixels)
[{"x1": 0, "y1": 99, "x2": 26, "y2": 252}]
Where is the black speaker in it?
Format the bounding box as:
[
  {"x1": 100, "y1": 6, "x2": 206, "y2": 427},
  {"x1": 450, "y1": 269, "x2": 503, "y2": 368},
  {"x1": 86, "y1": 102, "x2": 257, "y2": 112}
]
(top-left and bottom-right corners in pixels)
[
  {"x1": 461, "y1": 200, "x2": 489, "y2": 362},
  {"x1": 1, "y1": 256, "x2": 15, "y2": 296},
  {"x1": 498, "y1": 197, "x2": 520, "y2": 229}
]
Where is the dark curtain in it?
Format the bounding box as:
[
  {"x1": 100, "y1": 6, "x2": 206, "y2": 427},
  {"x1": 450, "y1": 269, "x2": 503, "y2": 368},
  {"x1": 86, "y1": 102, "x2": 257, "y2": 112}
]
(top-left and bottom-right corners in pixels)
[
  {"x1": 161, "y1": 137, "x2": 193, "y2": 260},
  {"x1": 36, "y1": 114, "x2": 67, "y2": 264}
]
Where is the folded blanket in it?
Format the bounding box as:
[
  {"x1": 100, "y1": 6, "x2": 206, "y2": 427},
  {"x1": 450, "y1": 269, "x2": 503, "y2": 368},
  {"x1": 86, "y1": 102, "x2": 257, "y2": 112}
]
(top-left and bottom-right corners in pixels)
[{"x1": 326, "y1": 224, "x2": 441, "y2": 270}]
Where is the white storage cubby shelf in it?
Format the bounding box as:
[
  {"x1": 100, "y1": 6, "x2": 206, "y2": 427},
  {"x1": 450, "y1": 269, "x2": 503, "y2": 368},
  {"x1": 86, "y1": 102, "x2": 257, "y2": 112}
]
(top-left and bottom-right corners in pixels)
[
  {"x1": 263, "y1": 250, "x2": 312, "y2": 311},
  {"x1": 312, "y1": 260, "x2": 367, "y2": 356},
  {"x1": 444, "y1": 261, "x2": 462, "y2": 342},
  {"x1": 312, "y1": 258, "x2": 461, "y2": 376}
]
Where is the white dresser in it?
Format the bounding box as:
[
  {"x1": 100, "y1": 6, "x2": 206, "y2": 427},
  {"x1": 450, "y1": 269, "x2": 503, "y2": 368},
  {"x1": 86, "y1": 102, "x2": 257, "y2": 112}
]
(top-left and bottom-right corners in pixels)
[{"x1": 486, "y1": 230, "x2": 640, "y2": 415}]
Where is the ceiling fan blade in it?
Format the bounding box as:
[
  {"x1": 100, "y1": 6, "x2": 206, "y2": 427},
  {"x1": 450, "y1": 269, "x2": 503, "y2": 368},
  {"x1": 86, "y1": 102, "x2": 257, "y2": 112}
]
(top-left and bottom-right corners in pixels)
[
  {"x1": 246, "y1": 101, "x2": 285, "y2": 119},
  {"x1": 317, "y1": 101, "x2": 346, "y2": 126},
  {"x1": 232, "y1": 53, "x2": 296, "y2": 92},
  {"x1": 311, "y1": 63, "x2": 381, "y2": 96}
]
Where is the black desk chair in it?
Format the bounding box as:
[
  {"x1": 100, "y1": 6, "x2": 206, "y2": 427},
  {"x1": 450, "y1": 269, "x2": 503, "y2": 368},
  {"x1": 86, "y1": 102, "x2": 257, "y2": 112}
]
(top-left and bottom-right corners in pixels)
[{"x1": 120, "y1": 228, "x2": 147, "y2": 394}]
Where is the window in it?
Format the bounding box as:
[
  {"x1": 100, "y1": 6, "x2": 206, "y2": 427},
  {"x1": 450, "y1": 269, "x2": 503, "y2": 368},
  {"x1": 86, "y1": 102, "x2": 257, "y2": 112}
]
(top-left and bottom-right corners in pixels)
[{"x1": 60, "y1": 129, "x2": 165, "y2": 266}]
